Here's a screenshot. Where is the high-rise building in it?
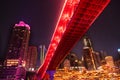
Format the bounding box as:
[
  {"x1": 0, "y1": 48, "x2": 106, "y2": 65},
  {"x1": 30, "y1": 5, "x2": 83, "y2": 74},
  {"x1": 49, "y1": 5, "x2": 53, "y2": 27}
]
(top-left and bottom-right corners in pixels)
[
  {"x1": 82, "y1": 36, "x2": 97, "y2": 70},
  {"x1": 83, "y1": 36, "x2": 93, "y2": 50},
  {"x1": 26, "y1": 46, "x2": 38, "y2": 71},
  {"x1": 0, "y1": 21, "x2": 30, "y2": 80},
  {"x1": 105, "y1": 56, "x2": 115, "y2": 67},
  {"x1": 39, "y1": 45, "x2": 46, "y2": 66},
  {"x1": 6, "y1": 21, "x2": 30, "y2": 66}
]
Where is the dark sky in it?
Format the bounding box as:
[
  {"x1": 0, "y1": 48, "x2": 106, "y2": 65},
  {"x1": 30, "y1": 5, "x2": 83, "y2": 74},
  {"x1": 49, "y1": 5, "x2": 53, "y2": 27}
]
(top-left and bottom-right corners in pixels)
[{"x1": 0, "y1": 0, "x2": 120, "y2": 60}]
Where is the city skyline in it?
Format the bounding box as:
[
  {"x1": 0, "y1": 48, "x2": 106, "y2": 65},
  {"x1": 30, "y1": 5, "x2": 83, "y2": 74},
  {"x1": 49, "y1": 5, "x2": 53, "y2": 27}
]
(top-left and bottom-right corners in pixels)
[{"x1": 0, "y1": 0, "x2": 120, "y2": 60}]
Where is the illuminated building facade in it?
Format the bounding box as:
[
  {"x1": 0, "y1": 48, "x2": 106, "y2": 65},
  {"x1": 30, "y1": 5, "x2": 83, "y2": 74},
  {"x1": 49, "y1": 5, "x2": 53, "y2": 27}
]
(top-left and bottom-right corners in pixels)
[
  {"x1": 0, "y1": 21, "x2": 30, "y2": 80},
  {"x1": 83, "y1": 47, "x2": 95, "y2": 70},
  {"x1": 0, "y1": 66, "x2": 17, "y2": 79},
  {"x1": 15, "y1": 65, "x2": 26, "y2": 80},
  {"x1": 105, "y1": 56, "x2": 115, "y2": 67},
  {"x1": 6, "y1": 21, "x2": 30, "y2": 66},
  {"x1": 82, "y1": 36, "x2": 97, "y2": 70},
  {"x1": 26, "y1": 46, "x2": 38, "y2": 71},
  {"x1": 39, "y1": 45, "x2": 46, "y2": 66}
]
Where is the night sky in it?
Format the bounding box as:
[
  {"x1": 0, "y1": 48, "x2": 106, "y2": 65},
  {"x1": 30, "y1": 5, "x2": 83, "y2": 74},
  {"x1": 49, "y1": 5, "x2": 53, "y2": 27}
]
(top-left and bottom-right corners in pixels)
[{"x1": 0, "y1": 0, "x2": 120, "y2": 60}]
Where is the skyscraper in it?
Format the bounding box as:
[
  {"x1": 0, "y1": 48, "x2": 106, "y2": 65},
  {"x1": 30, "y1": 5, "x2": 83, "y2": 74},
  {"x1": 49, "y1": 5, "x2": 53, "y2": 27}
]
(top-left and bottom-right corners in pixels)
[
  {"x1": 0, "y1": 21, "x2": 30, "y2": 80},
  {"x1": 6, "y1": 21, "x2": 30, "y2": 66},
  {"x1": 82, "y1": 36, "x2": 97, "y2": 70},
  {"x1": 39, "y1": 45, "x2": 46, "y2": 66},
  {"x1": 83, "y1": 36, "x2": 93, "y2": 50},
  {"x1": 26, "y1": 46, "x2": 38, "y2": 71}
]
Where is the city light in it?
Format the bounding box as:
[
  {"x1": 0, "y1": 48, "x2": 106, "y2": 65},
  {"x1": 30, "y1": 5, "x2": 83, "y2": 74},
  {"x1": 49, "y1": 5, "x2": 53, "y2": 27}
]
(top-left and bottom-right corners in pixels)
[
  {"x1": 0, "y1": 0, "x2": 112, "y2": 80},
  {"x1": 54, "y1": 67, "x2": 120, "y2": 80},
  {"x1": 118, "y1": 49, "x2": 120, "y2": 52}
]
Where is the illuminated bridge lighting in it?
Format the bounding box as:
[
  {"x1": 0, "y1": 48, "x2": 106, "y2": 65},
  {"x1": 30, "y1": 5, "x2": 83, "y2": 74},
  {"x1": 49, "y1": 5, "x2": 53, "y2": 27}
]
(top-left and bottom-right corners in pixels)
[{"x1": 37, "y1": 0, "x2": 110, "y2": 79}]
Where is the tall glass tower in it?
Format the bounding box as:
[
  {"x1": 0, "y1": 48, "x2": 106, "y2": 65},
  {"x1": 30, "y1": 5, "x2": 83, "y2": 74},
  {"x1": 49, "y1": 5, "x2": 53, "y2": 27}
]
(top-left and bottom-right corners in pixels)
[{"x1": 6, "y1": 21, "x2": 30, "y2": 66}]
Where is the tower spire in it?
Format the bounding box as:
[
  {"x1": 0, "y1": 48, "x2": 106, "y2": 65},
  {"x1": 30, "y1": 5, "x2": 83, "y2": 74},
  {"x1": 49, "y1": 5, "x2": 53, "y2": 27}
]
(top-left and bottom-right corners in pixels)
[{"x1": 83, "y1": 35, "x2": 93, "y2": 51}]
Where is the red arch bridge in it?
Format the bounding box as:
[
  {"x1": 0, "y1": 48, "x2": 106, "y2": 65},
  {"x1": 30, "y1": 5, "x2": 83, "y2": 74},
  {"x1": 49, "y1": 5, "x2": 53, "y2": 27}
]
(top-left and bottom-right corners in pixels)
[{"x1": 37, "y1": 0, "x2": 110, "y2": 79}]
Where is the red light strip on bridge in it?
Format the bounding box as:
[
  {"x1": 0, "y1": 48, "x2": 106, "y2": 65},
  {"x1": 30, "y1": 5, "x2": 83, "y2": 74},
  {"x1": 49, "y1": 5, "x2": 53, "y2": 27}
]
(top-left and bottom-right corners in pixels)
[{"x1": 37, "y1": 0, "x2": 80, "y2": 79}]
